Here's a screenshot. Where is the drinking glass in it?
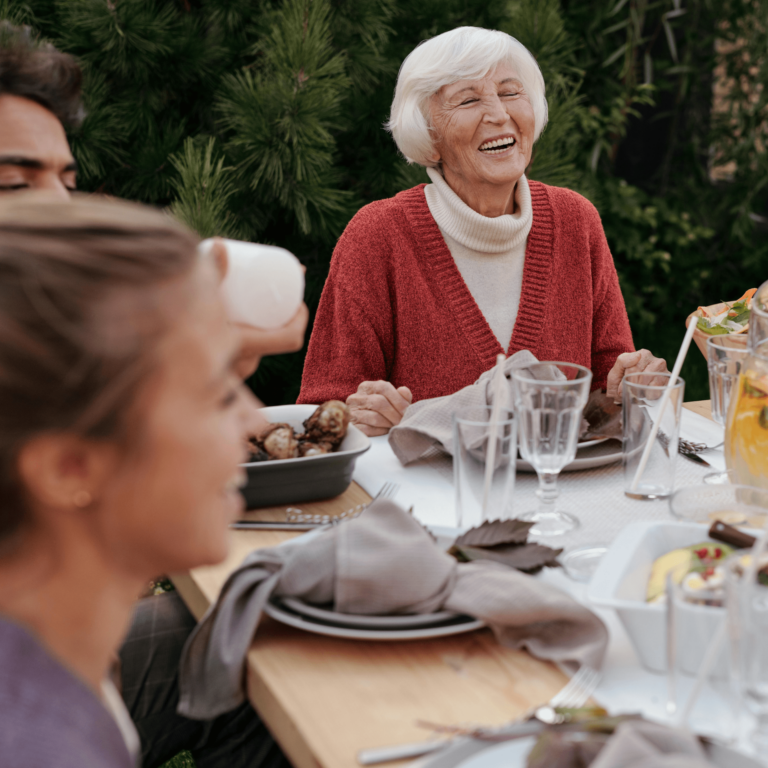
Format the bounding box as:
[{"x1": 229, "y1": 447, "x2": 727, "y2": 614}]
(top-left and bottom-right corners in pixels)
[
  {"x1": 623, "y1": 372, "x2": 685, "y2": 500},
  {"x1": 666, "y1": 563, "x2": 736, "y2": 742},
  {"x1": 511, "y1": 362, "x2": 592, "y2": 536},
  {"x1": 748, "y1": 280, "x2": 768, "y2": 357},
  {"x1": 453, "y1": 407, "x2": 517, "y2": 529},
  {"x1": 707, "y1": 335, "x2": 749, "y2": 425},
  {"x1": 669, "y1": 484, "x2": 768, "y2": 528},
  {"x1": 726, "y1": 547, "x2": 768, "y2": 751}
]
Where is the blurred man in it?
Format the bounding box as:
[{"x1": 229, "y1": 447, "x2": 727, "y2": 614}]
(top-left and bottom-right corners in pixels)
[{"x1": 0, "y1": 22, "x2": 291, "y2": 768}]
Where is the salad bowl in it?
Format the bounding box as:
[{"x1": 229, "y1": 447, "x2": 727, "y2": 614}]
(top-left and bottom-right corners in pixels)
[{"x1": 685, "y1": 291, "x2": 755, "y2": 359}]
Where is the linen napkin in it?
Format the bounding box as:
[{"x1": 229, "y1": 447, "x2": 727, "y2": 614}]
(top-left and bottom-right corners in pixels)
[
  {"x1": 388, "y1": 351, "x2": 560, "y2": 465},
  {"x1": 591, "y1": 720, "x2": 715, "y2": 768},
  {"x1": 177, "y1": 499, "x2": 608, "y2": 720}
]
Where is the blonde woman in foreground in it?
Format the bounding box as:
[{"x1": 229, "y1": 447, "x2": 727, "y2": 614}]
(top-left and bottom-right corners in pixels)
[{"x1": 0, "y1": 196, "x2": 285, "y2": 767}]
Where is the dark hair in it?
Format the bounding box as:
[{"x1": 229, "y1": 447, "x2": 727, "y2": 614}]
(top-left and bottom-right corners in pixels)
[
  {"x1": 0, "y1": 22, "x2": 83, "y2": 128},
  {"x1": 0, "y1": 194, "x2": 200, "y2": 541}
]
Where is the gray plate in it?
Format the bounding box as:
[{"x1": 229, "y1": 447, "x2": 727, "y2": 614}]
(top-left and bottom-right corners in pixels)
[
  {"x1": 516, "y1": 438, "x2": 622, "y2": 473},
  {"x1": 241, "y1": 405, "x2": 370, "y2": 509},
  {"x1": 265, "y1": 600, "x2": 485, "y2": 641},
  {"x1": 279, "y1": 597, "x2": 462, "y2": 629},
  {"x1": 417, "y1": 734, "x2": 763, "y2": 768}
]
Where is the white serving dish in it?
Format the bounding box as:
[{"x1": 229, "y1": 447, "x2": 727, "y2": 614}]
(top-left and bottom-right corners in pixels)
[
  {"x1": 242, "y1": 404, "x2": 370, "y2": 508},
  {"x1": 587, "y1": 520, "x2": 729, "y2": 673}
]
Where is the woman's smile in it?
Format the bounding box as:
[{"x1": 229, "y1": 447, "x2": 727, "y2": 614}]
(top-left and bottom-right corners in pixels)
[{"x1": 478, "y1": 133, "x2": 518, "y2": 155}]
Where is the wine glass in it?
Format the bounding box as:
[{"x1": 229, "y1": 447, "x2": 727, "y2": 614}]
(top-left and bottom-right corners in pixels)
[{"x1": 511, "y1": 362, "x2": 592, "y2": 536}]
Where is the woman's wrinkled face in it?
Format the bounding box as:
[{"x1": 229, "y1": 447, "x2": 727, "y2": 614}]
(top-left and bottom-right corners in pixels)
[
  {"x1": 428, "y1": 61, "x2": 536, "y2": 191},
  {"x1": 98, "y1": 257, "x2": 260, "y2": 577}
]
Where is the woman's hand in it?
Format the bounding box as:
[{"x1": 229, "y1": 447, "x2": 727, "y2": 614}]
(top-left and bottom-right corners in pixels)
[
  {"x1": 232, "y1": 302, "x2": 310, "y2": 380},
  {"x1": 346, "y1": 381, "x2": 413, "y2": 437},
  {"x1": 606, "y1": 349, "x2": 669, "y2": 403}
]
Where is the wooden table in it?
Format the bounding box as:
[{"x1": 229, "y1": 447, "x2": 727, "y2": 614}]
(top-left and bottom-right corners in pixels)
[{"x1": 172, "y1": 401, "x2": 712, "y2": 768}]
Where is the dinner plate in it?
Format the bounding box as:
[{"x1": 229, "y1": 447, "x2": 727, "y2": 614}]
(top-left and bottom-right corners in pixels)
[
  {"x1": 414, "y1": 736, "x2": 535, "y2": 768},
  {"x1": 416, "y1": 734, "x2": 763, "y2": 768},
  {"x1": 516, "y1": 438, "x2": 622, "y2": 473},
  {"x1": 264, "y1": 600, "x2": 485, "y2": 641},
  {"x1": 279, "y1": 597, "x2": 462, "y2": 629}
]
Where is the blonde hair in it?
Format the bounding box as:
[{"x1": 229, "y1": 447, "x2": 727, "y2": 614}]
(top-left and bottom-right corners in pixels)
[
  {"x1": 387, "y1": 26, "x2": 548, "y2": 167},
  {"x1": 0, "y1": 194, "x2": 199, "y2": 540}
]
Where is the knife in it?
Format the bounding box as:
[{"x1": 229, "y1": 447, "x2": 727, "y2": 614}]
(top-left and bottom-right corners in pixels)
[
  {"x1": 230, "y1": 520, "x2": 325, "y2": 531},
  {"x1": 678, "y1": 450, "x2": 711, "y2": 467},
  {"x1": 356, "y1": 721, "x2": 544, "y2": 764}
]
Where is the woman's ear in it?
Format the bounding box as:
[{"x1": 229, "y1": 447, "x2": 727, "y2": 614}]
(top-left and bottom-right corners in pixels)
[
  {"x1": 210, "y1": 239, "x2": 228, "y2": 282},
  {"x1": 16, "y1": 434, "x2": 118, "y2": 515}
]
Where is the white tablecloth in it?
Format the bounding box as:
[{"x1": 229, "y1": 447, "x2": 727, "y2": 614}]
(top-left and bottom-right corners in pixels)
[
  {"x1": 353, "y1": 408, "x2": 722, "y2": 552},
  {"x1": 352, "y1": 412, "x2": 760, "y2": 755}
]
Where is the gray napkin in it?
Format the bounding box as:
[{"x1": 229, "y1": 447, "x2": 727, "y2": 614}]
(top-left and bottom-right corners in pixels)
[
  {"x1": 177, "y1": 499, "x2": 608, "y2": 720},
  {"x1": 591, "y1": 721, "x2": 714, "y2": 768},
  {"x1": 388, "y1": 351, "x2": 563, "y2": 465}
]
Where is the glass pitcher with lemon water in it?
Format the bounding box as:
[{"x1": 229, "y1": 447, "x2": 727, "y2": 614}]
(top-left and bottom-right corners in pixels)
[{"x1": 725, "y1": 280, "x2": 768, "y2": 489}]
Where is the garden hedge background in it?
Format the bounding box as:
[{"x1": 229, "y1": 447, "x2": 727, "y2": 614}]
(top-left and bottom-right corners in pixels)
[{"x1": 4, "y1": 0, "x2": 768, "y2": 402}]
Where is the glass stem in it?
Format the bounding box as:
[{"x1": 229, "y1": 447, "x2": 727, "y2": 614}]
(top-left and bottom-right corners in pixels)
[{"x1": 536, "y1": 472, "x2": 560, "y2": 514}]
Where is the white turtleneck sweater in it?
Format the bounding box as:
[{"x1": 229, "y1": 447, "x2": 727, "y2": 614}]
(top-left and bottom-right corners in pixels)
[{"x1": 424, "y1": 166, "x2": 533, "y2": 350}]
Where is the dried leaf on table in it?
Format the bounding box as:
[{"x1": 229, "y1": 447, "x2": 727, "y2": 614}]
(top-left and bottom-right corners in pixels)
[
  {"x1": 526, "y1": 731, "x2": 609, "y2": 768},
  {"x1": 452, "y1": 518, "x2": 534, "y2": 548},
  {"x1": 582, "y1": 389, "x2": 623, "y2": 440},
  {"x1": 454, "y1": 542, "x2": 563, "y2": 573}
]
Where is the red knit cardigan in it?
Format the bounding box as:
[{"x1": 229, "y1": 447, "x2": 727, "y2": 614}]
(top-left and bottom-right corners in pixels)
[{"x1": 298, "y1": 181, "x2": 635, "y2": 405}]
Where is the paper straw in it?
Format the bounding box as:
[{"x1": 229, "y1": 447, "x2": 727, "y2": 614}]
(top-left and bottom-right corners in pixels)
[
  {"x1": 481, "y1": 353, "x2": 506, "y2": 520},
  {"x1": 629, "y1": 316, "x2": 698, "y2": 492},
  {"x1": 677, "y1": 617, "x2": 726, "y2": 727}
]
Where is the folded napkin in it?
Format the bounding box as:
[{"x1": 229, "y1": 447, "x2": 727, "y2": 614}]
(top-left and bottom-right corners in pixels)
[
  {"x1": 389, "y1": 351, "x2": 561, "y2": 465},
  {"x1": 591, "y1": 720, "x2": 715, "y2": 768},
  {"x1": 177, "y1": 499, "x2": 608, "y2": 720}
]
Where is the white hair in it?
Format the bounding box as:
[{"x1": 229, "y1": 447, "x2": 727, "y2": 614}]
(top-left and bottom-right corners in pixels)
[{"x1": 387, "y1": 27, "x2": 548, "y2": 167}]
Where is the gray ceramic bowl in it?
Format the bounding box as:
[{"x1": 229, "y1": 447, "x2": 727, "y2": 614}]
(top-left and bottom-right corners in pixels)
[{"x1": 242, "y1": 404, "x2": 371, "y2": 509}]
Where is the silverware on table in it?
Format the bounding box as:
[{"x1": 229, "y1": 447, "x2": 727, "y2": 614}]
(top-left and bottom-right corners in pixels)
[
  {"x1": 356, "y1": 666, "x2": 600, "y2": 765},
  {"x1": 678, "y1": 450, "x2": 712, "y2": 467},
  {"x1": 232, "y1": 482, "x2": 401, "y2": 532},
  {"x1": 230, "y1": 521, "x2": 325, "y2": 531}
]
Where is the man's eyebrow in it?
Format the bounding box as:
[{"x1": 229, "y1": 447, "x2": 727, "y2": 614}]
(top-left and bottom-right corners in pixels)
[
  {"x1": 0, "y1": 156, "x2": 78, "y2": 173},
  {"x1": 0, "y1": 156, "x2": 44, "y2": 169}
]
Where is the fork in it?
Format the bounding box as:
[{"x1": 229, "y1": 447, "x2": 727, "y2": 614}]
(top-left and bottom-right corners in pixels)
[
  {"x1": 285, "y1": 481, "x2": 400, "y2": 526},
  {"x1": 356, "y1": 666, "x2": 601, "y2": 764},
  {"x1": 519, "y1": 665, "x2": 601, "y2": 726}
]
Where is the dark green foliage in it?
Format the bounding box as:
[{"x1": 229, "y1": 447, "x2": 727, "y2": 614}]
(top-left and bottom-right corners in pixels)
[{"x1": 5, "y1": 0, "x2": 767, "y2": 403}]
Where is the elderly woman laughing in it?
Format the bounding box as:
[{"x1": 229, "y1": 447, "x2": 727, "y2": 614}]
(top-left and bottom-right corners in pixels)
[{"x1": 298, "y1": 26, "x2": 667, "y2": 435}]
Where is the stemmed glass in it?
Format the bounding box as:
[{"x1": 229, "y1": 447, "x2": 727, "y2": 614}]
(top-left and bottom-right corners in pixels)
[{"x1": 511, "y1": 362, "x2": 592, "y2": 536}]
